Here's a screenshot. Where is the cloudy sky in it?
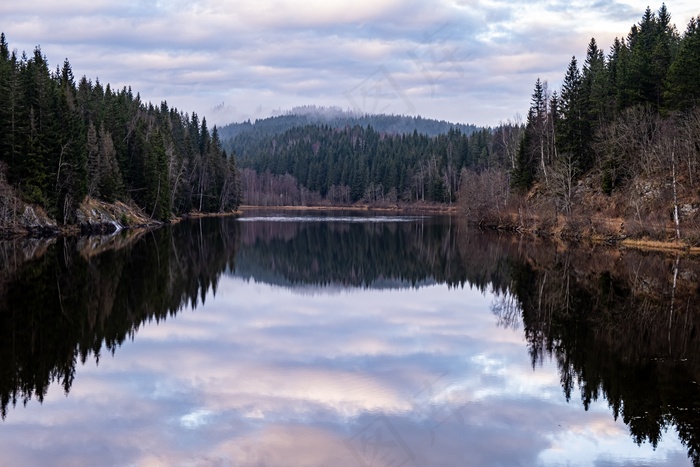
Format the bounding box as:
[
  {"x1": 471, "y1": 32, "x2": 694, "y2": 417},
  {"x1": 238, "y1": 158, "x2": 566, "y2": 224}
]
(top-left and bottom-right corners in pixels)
[{"x1": 2, "y1": 1, "x2": 699, "y2": 127}]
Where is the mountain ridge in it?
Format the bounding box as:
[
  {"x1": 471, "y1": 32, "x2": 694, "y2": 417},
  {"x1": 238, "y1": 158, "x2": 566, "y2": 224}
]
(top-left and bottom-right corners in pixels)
[{"x1": 218, "y1": 105, "x2": 479, "y2": 144}]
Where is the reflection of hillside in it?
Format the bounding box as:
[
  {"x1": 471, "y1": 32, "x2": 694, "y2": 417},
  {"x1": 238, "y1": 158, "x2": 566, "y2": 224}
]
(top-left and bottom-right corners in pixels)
[
  {"x1": 0, "y1": 219, "x2": 240, "y2": 418},
  {"x1": 3, "y1": 215, "x2": 700, "y2": 464},
  {"x1": 232, "y1": 215, "x2": 700, "y2": 464},
  {"x1": 233, "y1": 217, "x2": 514, "y2": 291},
  {"x1": 508, "y1": 245, "x2": 700, "y2": 464}
]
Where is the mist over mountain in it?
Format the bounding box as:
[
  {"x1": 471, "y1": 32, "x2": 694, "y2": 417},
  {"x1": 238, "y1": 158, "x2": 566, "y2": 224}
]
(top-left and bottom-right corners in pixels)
[{"x1": 218, "y1": 105, "x2": 479, "y2": 143}]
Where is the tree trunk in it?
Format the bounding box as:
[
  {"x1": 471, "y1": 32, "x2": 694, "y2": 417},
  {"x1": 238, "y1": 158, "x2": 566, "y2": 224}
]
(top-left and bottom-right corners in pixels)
[{"x1": 671, "y1": 138, "x2": 681, "y2": 240}]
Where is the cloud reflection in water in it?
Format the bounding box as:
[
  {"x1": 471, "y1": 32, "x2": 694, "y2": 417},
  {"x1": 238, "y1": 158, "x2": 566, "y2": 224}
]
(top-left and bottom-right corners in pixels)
[{"x1": 0, "y1": 275, "x2": 689, "y2": 466}]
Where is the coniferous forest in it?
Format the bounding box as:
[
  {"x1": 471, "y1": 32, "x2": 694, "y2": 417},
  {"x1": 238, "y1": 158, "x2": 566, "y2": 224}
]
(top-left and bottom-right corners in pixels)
[
  {"x1": 228, "y1": 5, "x2": 700, "y2": 243},
  {"x1": 0, "y1": 33, "x2": 240, "y2": 233},
  {"x1": 234, "y1": 124, "x2": 517, "y2": 205},
  {"x1": 4, "y1": 6, "x2": 700, "y2": 462},
  {"x1": 1, "y1": 5, "x2": 700, "y2": 242},
  {"x1": 502, "y1": 5, "x2": 700, "y2": 240}
]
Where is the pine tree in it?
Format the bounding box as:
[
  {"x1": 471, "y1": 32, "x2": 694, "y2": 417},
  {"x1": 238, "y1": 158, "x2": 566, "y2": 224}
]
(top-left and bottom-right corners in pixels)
[
  {"x1": 512, "y1": 78, "x2": 548, "y2": 189},
  {"x1": 558, "y1": 57, "x2": 585, "y2": 168},
  {"x1": 665, "y1": 16, "x2": 700, "y2": 111},
  {"x1": 219, "y1": 150, "x2": 241, "y2": 211},
  {"x1": 582, "y1": 38, "x2": 607, "y2": 126},
  {"x1": 145, "y1": 130, "x2": 171, "y2": 220},
  {"x1": 0, "y1": 33, "x2": 12, "y2": 165},
  {"x1": 626, "y1": 7, "x2": 658, "y2": 106},
  {"x1": 86, "y1": 121, "x2": 100, "y2": 197},
  {"x1": 531, "y1": 78, "x2": 549, "y2": 183},
  {"x1": 17, "y1": 47, "x2": 55, "y2": 206},
  {"x1": 651, "y1": 3, "x2": 679, "y2": 109},
  {"x1": 511, "y1": 129, "x2": 534, "y2": 190},
  {"x1": 98, "y1": 124, "x2": 123, "y2": 201},
  {"x1": 607, "y1": 37, "x2": 632, "y2": 111},
  {"x1": 54, "y1": 58, "x2": 86, "y2": 222}
]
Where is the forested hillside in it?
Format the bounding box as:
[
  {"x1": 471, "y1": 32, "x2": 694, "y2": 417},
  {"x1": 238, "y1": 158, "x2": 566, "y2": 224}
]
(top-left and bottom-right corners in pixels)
[
  {"x1": 235, "y1": 123, "x2": 521, "y2": 206},
  {"x1": 3, "y1": 4, "x2": 699, "y2": 244},
  {"x1": 230, "y1": 5, "x2": 700, "y2": 245},
  {"x1": 0, "y1": 34, "x2": 240, "y2": 233},
  {"x1": 470, "y1": 4, "x2": 700, "y2": 242},
  {"x1": 222, "y1": 108, "x2": 486, "y2": 205},
  {"x1": 514, "y1": 4, "x2": 700, "y2": 188}
]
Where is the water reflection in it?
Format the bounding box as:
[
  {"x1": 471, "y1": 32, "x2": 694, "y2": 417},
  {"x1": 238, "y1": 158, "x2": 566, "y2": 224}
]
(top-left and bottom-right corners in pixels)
[
  {"x1": 233, "y1": 214, "x2": 496, "y2": 290},
  {"x1": 509, "y1": 246, "x2": 700, "y2": 465},
  {"x1": 0, "y1": 214, "x2": 698, "y2": 465},
  {"x1": 0, "y1": 221, "x2": 239, "y2": 419}
]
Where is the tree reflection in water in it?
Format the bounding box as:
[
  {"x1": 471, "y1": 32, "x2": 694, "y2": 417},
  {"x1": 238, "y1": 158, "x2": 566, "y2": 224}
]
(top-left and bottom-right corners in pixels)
[{"x1": 1, "y1": 214, "x2": 699, "y2": 463}]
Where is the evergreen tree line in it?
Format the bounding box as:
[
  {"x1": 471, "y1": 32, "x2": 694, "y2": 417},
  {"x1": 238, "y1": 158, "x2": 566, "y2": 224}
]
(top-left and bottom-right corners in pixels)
[
  {"x1": 0, "y1": 34, "x2": 241, "y2": 224},
  {"x1": 234, "y1": 123, "x2": 522, "y2": 205},
  {"x1": 513, "y1": 4, "x2": 700, "y2": 198}
]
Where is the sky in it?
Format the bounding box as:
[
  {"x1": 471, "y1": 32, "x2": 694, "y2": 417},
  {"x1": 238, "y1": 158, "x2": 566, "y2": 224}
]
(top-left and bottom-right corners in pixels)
[{"x1": 2, "y1": 1, "x2": 699, "y2": 128}]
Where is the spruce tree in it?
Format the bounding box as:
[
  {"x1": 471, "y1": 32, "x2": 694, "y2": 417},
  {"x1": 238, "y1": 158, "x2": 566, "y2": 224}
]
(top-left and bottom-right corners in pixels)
[
  {"x1": 55, "y1": 58, "x2": 86, "y2": 222},
  {"x1": 665, "y1": 16, "x2": 700, "y2": 111},
  {"x1": 0, "y1": 33, "x2": 11, "y2": 165},
  {"x1": 98, "y1": 124, "x2": 123, "y2": 201},
  {"x1": 582, "y1": 38, "x2": 607, "y2": 126},
  {"x1": 558, "y1": 57, "x2": 585, "y2": 168},
  {"x1": 86, "y1": 121, "x2": 100, "y2": 197}
]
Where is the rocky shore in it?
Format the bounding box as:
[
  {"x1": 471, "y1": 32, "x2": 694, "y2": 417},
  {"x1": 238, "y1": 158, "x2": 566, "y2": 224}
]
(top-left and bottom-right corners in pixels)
[{"x1": 0, "y1": 196, "x2": 162, "y2": 239}]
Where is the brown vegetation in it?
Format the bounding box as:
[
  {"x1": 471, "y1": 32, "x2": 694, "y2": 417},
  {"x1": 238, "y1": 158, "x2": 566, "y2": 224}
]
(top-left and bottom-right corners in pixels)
[{"x1": 458, "y1": 107, "x2": 700, "y2": 249}]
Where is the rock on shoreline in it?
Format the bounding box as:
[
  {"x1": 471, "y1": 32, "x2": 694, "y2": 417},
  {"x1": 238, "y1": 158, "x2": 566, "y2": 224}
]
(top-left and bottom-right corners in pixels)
[{"x1": 1, "y1": 197, "x2": 161, "y2": 238}]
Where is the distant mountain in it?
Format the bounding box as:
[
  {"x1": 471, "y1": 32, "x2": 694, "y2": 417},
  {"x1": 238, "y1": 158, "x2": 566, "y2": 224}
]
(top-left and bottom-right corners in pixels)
[{"x1": 218, "y1": 106, "x2": 478, "y2": 143}]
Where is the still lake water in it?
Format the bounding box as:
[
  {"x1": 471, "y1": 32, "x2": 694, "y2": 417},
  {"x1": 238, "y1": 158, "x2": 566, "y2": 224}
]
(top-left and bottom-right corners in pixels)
[{"x1": 1, "y1": 212, "x2": 699, "y2": 466}]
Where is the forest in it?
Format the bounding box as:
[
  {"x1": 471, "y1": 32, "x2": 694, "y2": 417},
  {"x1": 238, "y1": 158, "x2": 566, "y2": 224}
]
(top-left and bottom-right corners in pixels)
[
  {"x1": 0, "y1": 218, "x2": 240, "y2": 419},
  {"x1": 497, "y1": 4, "x2": 700, "y2": 241},
  {"x1": 0, "y1": 33, "x2": 241, "y2": 233},
  {"x1": 495, "y1": 238, "x2": 700, "y2": 464},
  {"x1": 1, "y1": 4, "x2": 700, "y2": 243},
  {"x1": 234, "y1": 124, "x2": 519, "y2": 205},
  {"x1": 219, "y1": 106, "x2": 478, "y2": 145},
  {"x1": 227, "y1": 5, "x2": 700, "y2": 243}
]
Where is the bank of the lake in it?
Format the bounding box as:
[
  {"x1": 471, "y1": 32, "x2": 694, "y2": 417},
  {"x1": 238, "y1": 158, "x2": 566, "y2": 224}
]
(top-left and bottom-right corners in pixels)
[
  {"x1": 238, "y1": 202, "x2": 459, "y2": 214},
  {"x1": 5, "y1": 193, "x2": 700, "y2": 258},
  {"x1": 0, "y1": 196, "x2": 163, "y2": 239},
  {"x1": 475, "y1": 212, "x2": 700, "y2": 255}
]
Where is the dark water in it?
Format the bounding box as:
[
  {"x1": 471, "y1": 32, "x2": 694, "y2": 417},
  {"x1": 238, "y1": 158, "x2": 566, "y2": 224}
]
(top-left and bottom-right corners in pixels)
[{"x1": 1, "y1": 212, "x2": 699, "y2": 466}]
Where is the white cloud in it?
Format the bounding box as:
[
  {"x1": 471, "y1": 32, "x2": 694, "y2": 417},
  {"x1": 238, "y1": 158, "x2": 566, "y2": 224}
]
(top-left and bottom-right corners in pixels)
[{"x1": 2, "y1": 1, "x2": 699, "y2": 126}]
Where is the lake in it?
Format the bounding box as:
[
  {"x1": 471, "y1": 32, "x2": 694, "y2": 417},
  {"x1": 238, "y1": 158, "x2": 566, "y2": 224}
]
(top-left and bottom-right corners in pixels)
[{"x1": 0, "y1": 212, "x2": 698, "y2": 466}]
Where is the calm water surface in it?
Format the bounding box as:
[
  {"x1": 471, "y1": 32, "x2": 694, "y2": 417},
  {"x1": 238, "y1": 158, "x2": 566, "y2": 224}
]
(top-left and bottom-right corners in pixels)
[{"x1": 0, "y1": 212, "x2": 698, "y2": 466}]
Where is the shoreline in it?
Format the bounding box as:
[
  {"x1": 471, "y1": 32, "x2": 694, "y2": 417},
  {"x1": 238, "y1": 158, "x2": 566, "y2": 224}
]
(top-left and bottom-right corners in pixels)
[
  {"x1": 617, "y1": 238, "x2": 700, "y2": 254},
  {"x1": 484, "y1": 223, "x2": 700, "y2": 255},
  {"x1": 237, "y1": 203, "x2": 459, "y2": 214},
  {"x1": 3, "y1": 202, "x2": 700, "y2": 256},
  {"x1": 238, "y1": 204, "x2": 700, "y2": 255}
]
